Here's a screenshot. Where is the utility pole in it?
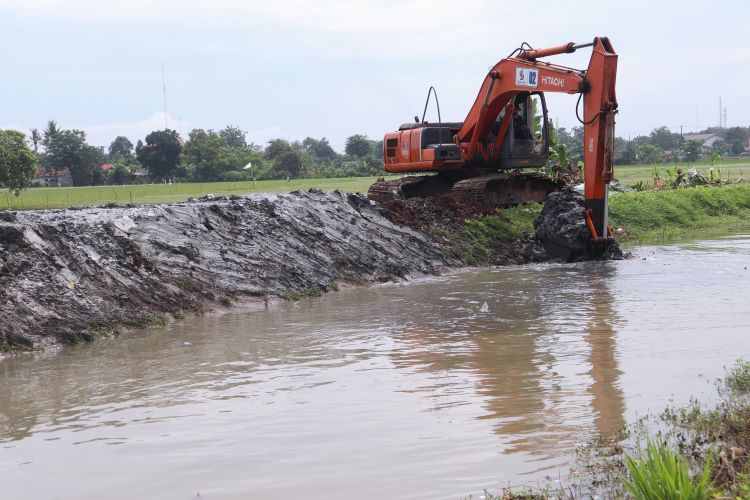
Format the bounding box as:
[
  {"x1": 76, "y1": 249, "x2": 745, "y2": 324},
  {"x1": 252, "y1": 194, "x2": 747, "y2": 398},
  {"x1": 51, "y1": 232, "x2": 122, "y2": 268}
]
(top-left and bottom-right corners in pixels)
[{"x1": 161, "y1": 62, "x2": 168, "y2": 129}]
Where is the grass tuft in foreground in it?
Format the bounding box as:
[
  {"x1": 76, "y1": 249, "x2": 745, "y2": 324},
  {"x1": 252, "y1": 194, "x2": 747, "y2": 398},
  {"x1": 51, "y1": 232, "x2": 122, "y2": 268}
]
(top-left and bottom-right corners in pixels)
[
  {"x1": 579, "y1": 359, "x2": 750, "y2": 498},
  {"x1": 623, "y1": 438, "x2": 714, "y2": 500}
]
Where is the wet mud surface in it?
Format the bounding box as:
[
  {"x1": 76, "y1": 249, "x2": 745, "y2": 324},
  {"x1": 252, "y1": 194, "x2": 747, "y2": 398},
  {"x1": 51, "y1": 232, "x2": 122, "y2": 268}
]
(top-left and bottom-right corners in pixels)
[{"x1": 0, "y1": 190, "x2": 454, "y2": 351}]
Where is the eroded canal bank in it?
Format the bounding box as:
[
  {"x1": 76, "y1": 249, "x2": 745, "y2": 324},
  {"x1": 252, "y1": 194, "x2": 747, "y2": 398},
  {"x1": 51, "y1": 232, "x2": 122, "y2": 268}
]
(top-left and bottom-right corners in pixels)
[
  {"x1": 0, "y1": 190, "x2": 460, "y2": 352},
  {"x1": 1, "y1": 231, "x2": 749, "y2": 499}
]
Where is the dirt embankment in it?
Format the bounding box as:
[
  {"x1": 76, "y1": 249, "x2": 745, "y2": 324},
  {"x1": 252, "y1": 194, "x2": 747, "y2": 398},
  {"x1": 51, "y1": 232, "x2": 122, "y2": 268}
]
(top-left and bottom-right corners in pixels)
[{"x1": 0, "y1": 190, "x2": 456, "y2": 352}]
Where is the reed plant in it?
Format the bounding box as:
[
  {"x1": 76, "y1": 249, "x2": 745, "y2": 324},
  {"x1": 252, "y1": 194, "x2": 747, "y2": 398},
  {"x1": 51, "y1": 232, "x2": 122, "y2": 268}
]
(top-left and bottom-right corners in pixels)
[{"x1": 623, "y1": 438, "x2": 714, "y2": 500}]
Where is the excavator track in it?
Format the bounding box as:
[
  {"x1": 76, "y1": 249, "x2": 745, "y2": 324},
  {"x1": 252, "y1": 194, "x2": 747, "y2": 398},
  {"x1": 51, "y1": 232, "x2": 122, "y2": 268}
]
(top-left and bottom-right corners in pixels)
[
  {"x1": 368, "y1": 172, "x2": 563, "y2": 207},
  {"x1": 451, "y1": 172, "x2": 563, "y2": 206}
]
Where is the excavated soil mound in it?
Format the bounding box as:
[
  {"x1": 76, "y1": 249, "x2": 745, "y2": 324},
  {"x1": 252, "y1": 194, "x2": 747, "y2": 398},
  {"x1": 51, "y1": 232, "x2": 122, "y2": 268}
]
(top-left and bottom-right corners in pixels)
[
  {"x1": 376, "y1": 194, "x2": 547, "y2": 265},
  {"x1": 0, "y1": 190, "x2": 454, "y2": 351},
  {"x1": 376, "y1": 194, "x2": 497, "y2": 232},
  {"x1": 534, "y1": 188, "x2": 622, "y2": 261}
]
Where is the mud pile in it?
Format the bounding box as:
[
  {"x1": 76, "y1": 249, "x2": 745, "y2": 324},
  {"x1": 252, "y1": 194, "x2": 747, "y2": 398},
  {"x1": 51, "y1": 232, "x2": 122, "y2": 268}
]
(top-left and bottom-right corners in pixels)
[
  {"x1": 534, "y1": 188, "x2": 622, "y2": 261},
  {"x1": 377, "y1": 194, "x2": 547, "y2": 265},
  {"x1": 0, "y1": 190, "x2": 454, "y2": 351},
  {"x1": 376, "y1": 194, "x2": 497, "y2": 232}
]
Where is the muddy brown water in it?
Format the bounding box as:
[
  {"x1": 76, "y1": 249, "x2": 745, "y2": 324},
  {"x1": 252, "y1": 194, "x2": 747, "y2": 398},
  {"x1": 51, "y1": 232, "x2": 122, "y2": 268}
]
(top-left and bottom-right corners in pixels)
[{"x1": 2, "y1": 231, "x2": 750, "y2": 499}]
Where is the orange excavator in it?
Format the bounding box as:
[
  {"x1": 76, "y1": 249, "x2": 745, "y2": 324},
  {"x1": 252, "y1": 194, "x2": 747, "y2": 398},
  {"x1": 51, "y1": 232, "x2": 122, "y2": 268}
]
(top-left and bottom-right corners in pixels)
[{"x1": 369, "y1": 37, "x2": 618, "y2": 254}]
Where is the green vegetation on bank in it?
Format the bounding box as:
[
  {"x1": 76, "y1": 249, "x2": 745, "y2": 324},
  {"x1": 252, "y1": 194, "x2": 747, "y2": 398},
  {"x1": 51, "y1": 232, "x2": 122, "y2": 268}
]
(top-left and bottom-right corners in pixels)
[
  {"x1": 613, "y1": 159, "x2": 750, "y2": 187},
  {"x1": 452, "y1": 205, "x2": 540, "y2": 265},
  {"x1": 455, "y1": 183, "x2": 750, "y2": 264},
  {"x1": 383, "y1": 178, "x2": 750, "y2": 267},
  {"x1": 483, "y1": 360, "x2": 750, "y2": 499},
  {"x1": 609, "y1": 183, "x2": 750, "y2": 243}
]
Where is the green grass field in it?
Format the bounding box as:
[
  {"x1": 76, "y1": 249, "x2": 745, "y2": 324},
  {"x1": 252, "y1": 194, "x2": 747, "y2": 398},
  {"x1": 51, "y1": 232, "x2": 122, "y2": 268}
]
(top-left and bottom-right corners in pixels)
[
  {"x1": 3, "y1": 158, "x2": 749, "y2": 211},
  {"x1": 612, "y1": 158, "x2": 750, "y2": 186},
  {"x1": 1, "y1": 177, "x2": 382, "y2": 210}
]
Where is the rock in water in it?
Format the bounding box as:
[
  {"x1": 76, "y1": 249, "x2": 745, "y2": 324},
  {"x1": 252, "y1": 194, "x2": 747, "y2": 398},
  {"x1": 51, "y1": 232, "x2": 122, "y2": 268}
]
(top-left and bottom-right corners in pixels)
[{"x1": 534, "y1": 188, "x2": 622, "y2": 262}]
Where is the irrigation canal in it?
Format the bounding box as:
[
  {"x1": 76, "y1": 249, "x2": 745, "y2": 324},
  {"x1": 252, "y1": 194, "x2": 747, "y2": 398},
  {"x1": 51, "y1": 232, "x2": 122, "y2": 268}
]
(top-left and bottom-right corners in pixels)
[{"x1": 1, "y1": 230, "x2": 749, "y2": 499}]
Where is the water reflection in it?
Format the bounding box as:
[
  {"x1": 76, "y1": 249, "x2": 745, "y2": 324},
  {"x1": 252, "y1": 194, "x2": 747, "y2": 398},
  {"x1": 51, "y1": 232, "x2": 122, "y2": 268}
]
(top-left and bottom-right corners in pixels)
[
  {"x1": 389, "y1": 263, "x2": 625, "y2": 458},
  {"x1": 585, "y1": 266, "x2": 625, "y2": 437}
]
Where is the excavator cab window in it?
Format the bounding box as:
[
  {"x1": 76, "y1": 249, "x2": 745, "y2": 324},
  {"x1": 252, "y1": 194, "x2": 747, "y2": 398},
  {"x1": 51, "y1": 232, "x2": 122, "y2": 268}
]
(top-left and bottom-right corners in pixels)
[{"x1": 511, "y1": 92, "x2": 548, "y2": 158}]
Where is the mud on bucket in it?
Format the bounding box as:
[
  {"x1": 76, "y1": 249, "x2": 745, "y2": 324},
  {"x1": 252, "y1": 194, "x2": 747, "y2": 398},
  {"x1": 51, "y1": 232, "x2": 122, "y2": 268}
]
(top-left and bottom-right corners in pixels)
[{"x1": 534, "y1": 188, "x2": 622, "y2": 262}]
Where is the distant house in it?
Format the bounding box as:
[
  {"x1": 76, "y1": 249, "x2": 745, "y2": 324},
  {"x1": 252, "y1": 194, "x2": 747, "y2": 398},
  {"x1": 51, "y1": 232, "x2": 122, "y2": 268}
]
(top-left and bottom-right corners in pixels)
[
  {"x1": 683, "y1": 133, "x2": 724, "y2": 150},
  {"x1": 100, "y1": 163, "x2": 114, "y2": 172},
  {"x1": 32, "y1": 168, "x2": 73, "y2": 187}
]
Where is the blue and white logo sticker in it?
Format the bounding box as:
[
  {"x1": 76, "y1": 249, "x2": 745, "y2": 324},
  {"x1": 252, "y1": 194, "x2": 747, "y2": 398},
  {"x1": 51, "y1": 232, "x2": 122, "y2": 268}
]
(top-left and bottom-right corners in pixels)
[{"x1": 515, "y1": 68, "x2": 538, "y2": 88}]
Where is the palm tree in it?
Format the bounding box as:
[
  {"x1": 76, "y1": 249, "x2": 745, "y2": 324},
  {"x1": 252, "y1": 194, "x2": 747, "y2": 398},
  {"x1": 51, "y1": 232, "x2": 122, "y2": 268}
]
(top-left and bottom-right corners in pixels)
[
  {"x1": 30, "y1": 128, "x2": 41, "y2": 153},
  {"x1": 43, "y1": 120, "x2": 59, "y2": 146}
]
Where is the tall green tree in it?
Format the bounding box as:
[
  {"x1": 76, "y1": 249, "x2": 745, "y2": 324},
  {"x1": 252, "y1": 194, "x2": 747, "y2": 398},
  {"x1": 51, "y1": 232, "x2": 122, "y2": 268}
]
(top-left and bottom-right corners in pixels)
[
  {"x1": 345, "y1": 134, "x2": 373, "y2": 158},
  {"x1": 302, "y1": 137, "x2": 337, "y2": 161},
  {"x1": 274, "y1": 151, "x2": 303, "y2": 178},
  {"x1": 724, "y1": 127, "x2": 747, "y2": 155},
  {"x1": 219, "y1": 126, "x2": 247, "y2": 149},
  {"x1": 0, "y1": 130, "x2": 37, "y2": 195},
  {"x1": 635, "y1": 143, "x2": 663, "y2": 164},
  {"x1": 684, "y1": 140, "x2": 702, "y2": 162},
  {"x1": 43, "y1": 120, "x2": 59, "y2": 146},
  {"x1": 136, "y1": 129, "x2": 182, "y2": 181},
  {"x1": 29, "y1": 128, "x2": 42, "y2": 153},
  {"x1": 108, "y1": 136, "x2": 134, "y2": 160},
  {"x1": 44, "y1": 129, "x2": 86, "y2": 174},
  {"x1": 265, "y1": 138, "x2": 294, "y2": 161},
  {"x1": 184, "y1": 129, "x2": 233, "y2": 181},
  {"x1": 71, "y1": 145, "x2": 105, "y2": 186},
  {"x1": 649, "y1": 126, "x2": 680, "y2": 151}
]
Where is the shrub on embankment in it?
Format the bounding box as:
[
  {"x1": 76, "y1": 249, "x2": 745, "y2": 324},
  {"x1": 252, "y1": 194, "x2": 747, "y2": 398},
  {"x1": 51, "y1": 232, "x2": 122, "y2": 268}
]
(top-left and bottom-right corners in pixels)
[{"x1": 608, "y1": 183, "x2": 750, "y2": 243}]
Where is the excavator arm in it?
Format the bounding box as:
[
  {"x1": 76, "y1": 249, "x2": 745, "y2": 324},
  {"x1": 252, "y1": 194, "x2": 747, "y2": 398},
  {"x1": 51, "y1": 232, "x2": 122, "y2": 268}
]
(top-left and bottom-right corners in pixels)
[{"x1": 455, "y1": 37, "x2": 618, "y2": 242}]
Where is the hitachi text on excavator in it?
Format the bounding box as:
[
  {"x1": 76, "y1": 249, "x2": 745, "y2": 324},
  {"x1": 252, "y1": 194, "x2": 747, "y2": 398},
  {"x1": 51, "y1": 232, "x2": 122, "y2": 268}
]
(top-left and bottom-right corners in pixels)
[{"x1": 369, "y1": 37, "x2": 618, "y2": 258}]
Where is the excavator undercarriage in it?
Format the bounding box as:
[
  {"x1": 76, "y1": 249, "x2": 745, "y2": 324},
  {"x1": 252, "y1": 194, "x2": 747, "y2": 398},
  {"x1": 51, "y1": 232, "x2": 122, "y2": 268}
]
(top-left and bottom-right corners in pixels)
[{"x1": 367, "y1": 171, "x2": 563, "y2": 207}]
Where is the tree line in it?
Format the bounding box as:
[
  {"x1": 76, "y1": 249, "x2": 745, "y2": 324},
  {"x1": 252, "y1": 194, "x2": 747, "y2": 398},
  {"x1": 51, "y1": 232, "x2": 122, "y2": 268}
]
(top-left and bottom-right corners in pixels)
[
  {"x1": 0, "y1": 121, "x2": 385, "y2": 193},
  {"x1": 554, "y1": 124, "x2": 750, "y2": 165},
  {"x1": 1, "y1": 120, "x2": 749, "y2": 195}
]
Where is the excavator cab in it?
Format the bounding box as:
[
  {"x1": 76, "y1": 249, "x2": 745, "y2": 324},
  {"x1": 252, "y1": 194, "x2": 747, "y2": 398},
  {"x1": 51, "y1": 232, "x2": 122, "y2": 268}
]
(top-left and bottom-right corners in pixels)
[{"x1": 490, "y1": 91, "x2": 549, "y2": 168}]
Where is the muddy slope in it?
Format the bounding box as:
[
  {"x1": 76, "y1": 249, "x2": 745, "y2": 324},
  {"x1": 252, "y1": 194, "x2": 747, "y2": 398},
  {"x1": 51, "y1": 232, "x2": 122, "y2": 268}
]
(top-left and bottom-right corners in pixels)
[{"x1": 0, "y1": 190, "x2": 454, "y2": 351}]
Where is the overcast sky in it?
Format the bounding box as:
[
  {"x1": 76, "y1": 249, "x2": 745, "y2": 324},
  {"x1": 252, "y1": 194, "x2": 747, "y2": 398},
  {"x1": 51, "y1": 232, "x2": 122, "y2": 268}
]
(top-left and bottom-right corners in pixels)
[{"x1": 1, "y1": 0, "x2": 748, "y2": 152}]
